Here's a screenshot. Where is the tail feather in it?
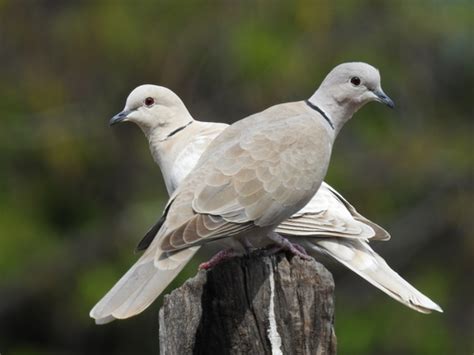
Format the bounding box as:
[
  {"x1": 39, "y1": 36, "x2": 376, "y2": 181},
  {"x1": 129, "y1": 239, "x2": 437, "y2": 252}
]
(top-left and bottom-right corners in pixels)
[
  {"x1": 89, "y1": 246, "x2": 200, "y2": 324},
  {"x1": 299, "y1": 237, "x2": 443, "y2": 313}
]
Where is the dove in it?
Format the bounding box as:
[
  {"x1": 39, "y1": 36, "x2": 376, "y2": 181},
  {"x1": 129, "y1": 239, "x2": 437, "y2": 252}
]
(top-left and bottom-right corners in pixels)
[
  {"x1": 110, "y1": 84, "x2": 442, "y2": 315},
  {"x1": 91, "y1": 63, "x2": 441, "y2": 324}
]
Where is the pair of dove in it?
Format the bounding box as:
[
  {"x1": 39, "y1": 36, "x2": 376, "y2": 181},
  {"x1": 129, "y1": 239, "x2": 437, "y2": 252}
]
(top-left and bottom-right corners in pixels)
[{"x1": 90, "y1": 62, "x2": 442, "y2": 324}]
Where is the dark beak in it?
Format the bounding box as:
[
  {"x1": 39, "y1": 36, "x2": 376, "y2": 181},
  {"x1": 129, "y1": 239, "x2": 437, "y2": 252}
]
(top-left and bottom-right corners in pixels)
[
  {"x1": 374, "y1": 89, "x2": 395, "y2": 109},
  {"x1": 109, "y1": 110, "x2": 133, "y2": 126}
]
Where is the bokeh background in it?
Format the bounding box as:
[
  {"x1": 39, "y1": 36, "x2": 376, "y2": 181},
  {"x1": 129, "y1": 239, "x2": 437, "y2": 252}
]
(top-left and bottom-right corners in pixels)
[{"x1": 1, "y1": 1, "x2": 472, "y2": 354}]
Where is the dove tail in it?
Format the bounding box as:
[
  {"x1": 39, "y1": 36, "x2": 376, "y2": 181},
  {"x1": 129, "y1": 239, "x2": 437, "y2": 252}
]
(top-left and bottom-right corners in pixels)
[
  {"x1": 302, "y1": 238, "x2": 443, "y2": 313},
  {"x1": 89, "y1": 246, "x2": 200, "y2": 324}
]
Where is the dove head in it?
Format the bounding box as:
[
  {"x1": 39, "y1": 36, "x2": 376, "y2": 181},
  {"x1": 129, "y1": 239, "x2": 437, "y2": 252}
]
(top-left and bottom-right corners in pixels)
[
  {"x1": 309, "y1": 62, "x2": 394, "y2": 131},
  {"x1": 110, "y1": 85, "x2": 194, "y2": 139}
]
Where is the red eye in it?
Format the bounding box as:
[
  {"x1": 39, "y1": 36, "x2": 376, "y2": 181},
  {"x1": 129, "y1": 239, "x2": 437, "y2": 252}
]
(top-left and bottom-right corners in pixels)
[
  {"x1": 350, "y1": 77, "x2": 361, "y2": 86},
  {"x1": 144, "y1": 97, "x2": 155, "y2": 106}
]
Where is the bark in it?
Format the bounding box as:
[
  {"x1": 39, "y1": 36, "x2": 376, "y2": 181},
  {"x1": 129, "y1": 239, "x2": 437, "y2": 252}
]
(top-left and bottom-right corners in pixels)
[{"x1": 159, "y1": 251, "x2": 336, "y2": 355}]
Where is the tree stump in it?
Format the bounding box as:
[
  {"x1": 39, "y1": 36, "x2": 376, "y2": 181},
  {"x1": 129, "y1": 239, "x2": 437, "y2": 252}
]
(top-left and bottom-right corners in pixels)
[{"x1": 159, "y1": 251, "x2": 337, "y2": 355}]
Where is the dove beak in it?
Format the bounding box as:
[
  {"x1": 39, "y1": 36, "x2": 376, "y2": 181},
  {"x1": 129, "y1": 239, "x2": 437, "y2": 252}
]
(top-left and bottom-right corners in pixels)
[
  {"x1": 374, "y1": 89, "x2": 395, "y2": 109},
  {"x1": 110, "y1": 110, "x2": 134, "y2": 126}
]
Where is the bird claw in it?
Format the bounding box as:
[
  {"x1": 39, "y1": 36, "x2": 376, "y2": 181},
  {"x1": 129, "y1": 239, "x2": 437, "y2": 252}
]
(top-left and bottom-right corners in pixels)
[
  {"x1": 267, "y1": 233, "x2": 312, "y2": 260},
  {"x1": 199, "y1": 248, "x2": 237, "y2": 270}
]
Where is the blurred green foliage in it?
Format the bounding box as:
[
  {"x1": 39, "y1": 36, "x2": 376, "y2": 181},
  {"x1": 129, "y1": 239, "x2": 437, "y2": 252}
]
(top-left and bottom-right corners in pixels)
[{"x1": 0, "y1": 0, "x2": 472, "y2": 354}]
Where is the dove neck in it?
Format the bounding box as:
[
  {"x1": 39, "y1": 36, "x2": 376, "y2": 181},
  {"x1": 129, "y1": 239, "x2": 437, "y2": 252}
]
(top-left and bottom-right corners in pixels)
[
  {"x1": 143, "y1": 118, "x2": 194, "y2": 192},
  {"x1": 308, "y1": 90, "x2": 359, "y2": 137},
  {"x1": 139, "y1": 107, "x2": 194, "y2": 141}
]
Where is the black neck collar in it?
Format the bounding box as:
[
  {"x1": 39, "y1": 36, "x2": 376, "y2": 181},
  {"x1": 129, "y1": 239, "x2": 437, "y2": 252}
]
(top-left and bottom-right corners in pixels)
[
  {"x1": 165, "y1": 121, "x2": 193, "y2": 140},
  {"x1": 305, "y1": 100, "x2": 334, "y2": 130}
]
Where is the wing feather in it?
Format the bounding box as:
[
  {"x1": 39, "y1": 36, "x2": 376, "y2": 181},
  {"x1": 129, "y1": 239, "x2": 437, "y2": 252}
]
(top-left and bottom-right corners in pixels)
[
  {"x1": 275, "y1": 182, "x2": 390, "y2": 240},
  {"x1": 157, "y1": 105, "x2": 332, "y2": 252}
]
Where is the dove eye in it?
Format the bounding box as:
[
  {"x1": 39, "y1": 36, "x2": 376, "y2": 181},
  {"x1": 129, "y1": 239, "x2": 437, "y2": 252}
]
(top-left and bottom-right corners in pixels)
[
  {"x1": 350, "y1": 77, "x2": 361, "y2": 86},
  {"x1": 144, "y1": 97, "x2": 155, "y2": 106}
]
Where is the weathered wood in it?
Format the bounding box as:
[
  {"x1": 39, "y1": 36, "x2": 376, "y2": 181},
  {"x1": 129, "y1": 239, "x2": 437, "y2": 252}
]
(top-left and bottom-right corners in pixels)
[{"x1": 159, "y1": 251, "x2": 336, "y2": 355}]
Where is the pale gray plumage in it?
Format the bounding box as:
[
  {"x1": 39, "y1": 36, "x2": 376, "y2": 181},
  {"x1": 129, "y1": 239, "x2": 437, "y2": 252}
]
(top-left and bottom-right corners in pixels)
[
  {"x1": 90, "y1": 63, "x2": 441, "y2": 324},
  {"x1": 158, "y1": 102, "x2": 334, "y2": 254},
  {"x1": 300, "y1": 238, "x2": 442, "y2": 313}
]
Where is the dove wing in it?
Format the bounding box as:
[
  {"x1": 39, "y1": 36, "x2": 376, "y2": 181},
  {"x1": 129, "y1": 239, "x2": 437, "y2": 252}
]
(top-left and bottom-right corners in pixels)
[
  {"x1": 276, "y1": 182, "x2": 390, "y2": 240},
  {"x1": 158, "y1": 103, "x2": 332, "y2": 252}
]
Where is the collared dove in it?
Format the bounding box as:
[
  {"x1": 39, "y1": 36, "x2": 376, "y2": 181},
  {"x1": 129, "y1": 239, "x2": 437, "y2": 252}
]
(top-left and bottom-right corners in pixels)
[{"x1": 91, "y1": 63, "x2": 441, "y2": 324}]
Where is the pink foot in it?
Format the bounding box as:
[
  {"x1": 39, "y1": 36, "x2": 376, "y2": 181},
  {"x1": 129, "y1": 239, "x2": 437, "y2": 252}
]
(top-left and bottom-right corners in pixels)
[
  {"x1": 291, "y1": 243, "x2": 309, "y2": 256},
  {"x1": 199, "y1": 249, "x2": 237, "y2": 270},
  {"x1": 267, "y1": 233, "x2": 312, "y2": 260}
]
